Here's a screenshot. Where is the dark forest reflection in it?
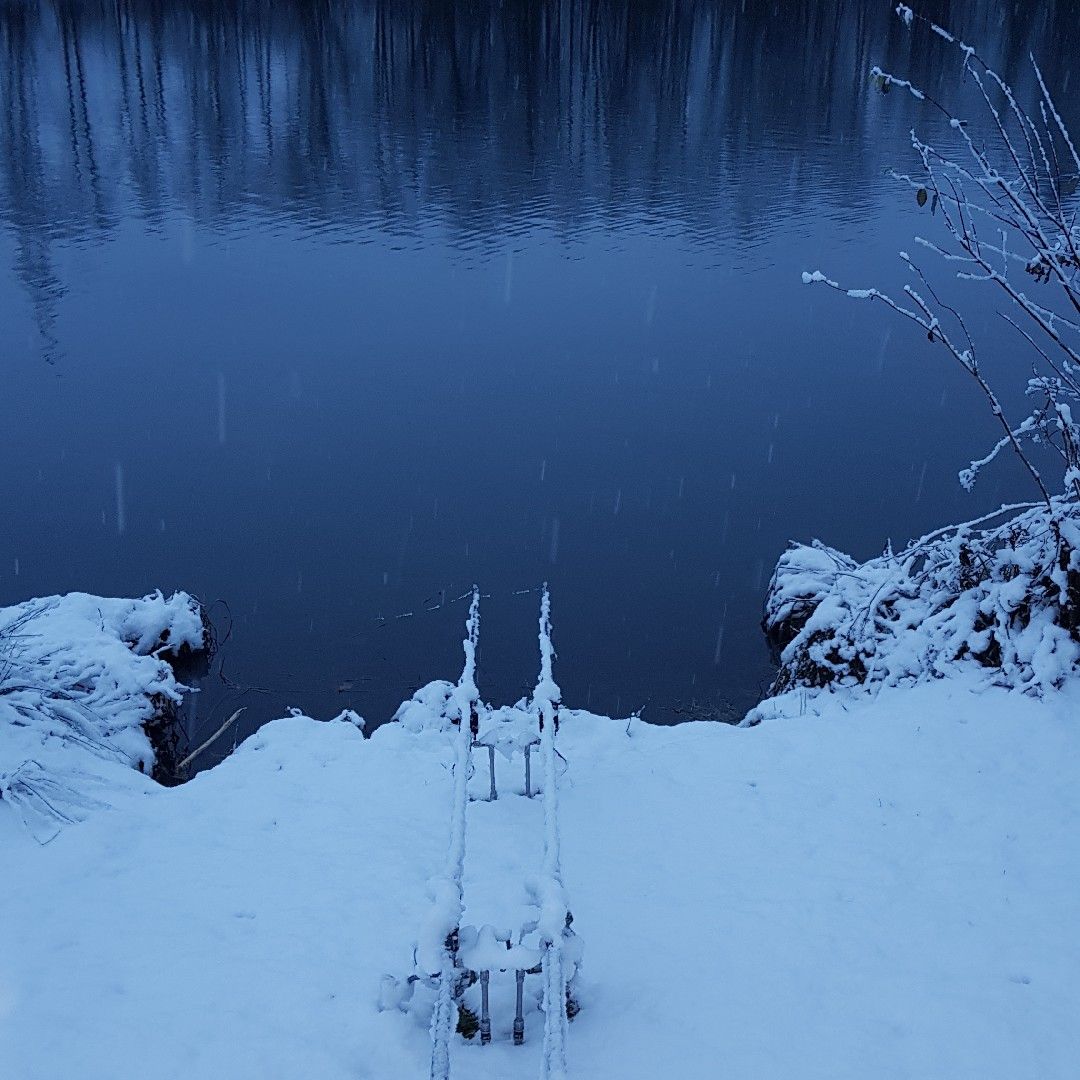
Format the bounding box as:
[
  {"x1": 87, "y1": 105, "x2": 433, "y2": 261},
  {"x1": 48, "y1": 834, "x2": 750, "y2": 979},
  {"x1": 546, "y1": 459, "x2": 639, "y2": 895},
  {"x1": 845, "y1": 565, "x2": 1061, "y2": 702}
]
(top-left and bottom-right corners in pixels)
[
  {"x1": 1, "y1": 0, "x2": 1078, "y2": 732},
  {"x1": 3, "y1": 0, "x2": 1077, "y2": 340}
]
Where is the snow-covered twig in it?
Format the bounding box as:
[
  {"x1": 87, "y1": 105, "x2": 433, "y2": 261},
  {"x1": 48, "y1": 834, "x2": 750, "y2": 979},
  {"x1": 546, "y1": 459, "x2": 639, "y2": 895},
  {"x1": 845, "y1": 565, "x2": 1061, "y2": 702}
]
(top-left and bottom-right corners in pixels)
[
  {"x1": 804, "y1": 6, "x2": 1080, "y2": 509},
  {"x1": 174, "y1": 708, "x2": 245, "y2": 775}
]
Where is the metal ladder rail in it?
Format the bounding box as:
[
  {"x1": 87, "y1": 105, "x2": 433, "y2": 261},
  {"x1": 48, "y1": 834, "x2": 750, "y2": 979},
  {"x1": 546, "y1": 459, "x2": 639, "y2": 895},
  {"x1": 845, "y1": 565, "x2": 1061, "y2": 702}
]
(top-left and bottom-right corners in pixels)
[
  {"x1": 536, "y1": 584, "x2": 570, "y2": 1080},
  {"x1": 428, "y1": 587, "x2": 481, "y2": 1080}
]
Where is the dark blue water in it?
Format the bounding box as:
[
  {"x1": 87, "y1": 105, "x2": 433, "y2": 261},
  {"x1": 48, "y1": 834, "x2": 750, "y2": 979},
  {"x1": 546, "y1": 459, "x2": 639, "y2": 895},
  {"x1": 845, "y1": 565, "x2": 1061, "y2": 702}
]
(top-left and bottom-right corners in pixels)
[{"x1": 1, "y1": 0, "x2": 1077, "y2": 750}]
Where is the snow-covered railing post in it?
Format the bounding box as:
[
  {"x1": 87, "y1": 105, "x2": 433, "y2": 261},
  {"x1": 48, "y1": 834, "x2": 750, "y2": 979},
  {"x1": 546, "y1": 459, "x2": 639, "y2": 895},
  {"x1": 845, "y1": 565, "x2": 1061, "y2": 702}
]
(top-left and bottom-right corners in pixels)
[
  {"x1": 470, "y1": 730, "x2": 500, "y2": 802},
  {"x1": 535, "y1": 583, "x2": 571, "y2": 1079},
  {"x1": 524, "y1": 737, "x2": 540, "y2": 797},
  {"x1": 483, "y1": 743, "x2": 497, "y2": 800},
  {"x1": 479, "y1": 970, "x2": 491, "y2": 1045},
  {"x1": 468, "y1": 733, "x2": 501, "y2": 801},
  {"x1": 426, "y1": 587, "x2": 481, "y2": 1080},
  {"x1": 513, "y1": 968, "x2": 527, "y2": 1046}
]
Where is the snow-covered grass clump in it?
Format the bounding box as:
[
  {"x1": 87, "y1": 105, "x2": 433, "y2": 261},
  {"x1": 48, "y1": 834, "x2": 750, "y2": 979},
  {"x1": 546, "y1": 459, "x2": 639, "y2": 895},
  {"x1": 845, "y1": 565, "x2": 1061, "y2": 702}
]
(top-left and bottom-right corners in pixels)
[
  {"x1": 0, "y1": 591, "x2": 208, "y2": 839},
  {"x1": 760, "y1": 499, "x2": 1080, "y2": 707}
]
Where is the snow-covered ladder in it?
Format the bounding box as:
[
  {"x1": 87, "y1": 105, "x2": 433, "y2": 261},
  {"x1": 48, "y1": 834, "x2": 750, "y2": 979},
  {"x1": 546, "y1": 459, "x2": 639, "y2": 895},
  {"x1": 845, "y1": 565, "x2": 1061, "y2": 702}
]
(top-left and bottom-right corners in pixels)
[{"x1": 420, "y1": 586, "x2": 580, "y2": 1079}]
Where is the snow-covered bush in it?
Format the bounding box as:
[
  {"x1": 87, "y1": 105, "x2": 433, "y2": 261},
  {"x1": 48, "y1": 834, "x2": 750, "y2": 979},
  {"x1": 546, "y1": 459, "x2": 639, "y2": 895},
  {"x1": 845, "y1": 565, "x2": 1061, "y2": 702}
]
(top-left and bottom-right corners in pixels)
[
  {"x1": 765, "y1": 498, "x2": 1080, "y2": 696},
  {"x1": 392, "y1": 680, "x2": 457, "y2": 733},
  {"x1": 775, "y1": 6, "x2": 1080, "y2": 701}
]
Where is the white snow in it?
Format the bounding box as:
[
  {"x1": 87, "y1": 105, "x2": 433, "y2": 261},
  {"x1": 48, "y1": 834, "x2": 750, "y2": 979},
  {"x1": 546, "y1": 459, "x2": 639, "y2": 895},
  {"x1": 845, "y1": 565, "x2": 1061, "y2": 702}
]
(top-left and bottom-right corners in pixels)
[
  {"x1": 2, "y1": 661, "x2": 1078, "y2": 1078},
  {"x1": 869, "y1": 66, "x2": 926, "y2": 101},
  {"x1": 458, "y1": 925, "x2": 540, "y2": 974}
]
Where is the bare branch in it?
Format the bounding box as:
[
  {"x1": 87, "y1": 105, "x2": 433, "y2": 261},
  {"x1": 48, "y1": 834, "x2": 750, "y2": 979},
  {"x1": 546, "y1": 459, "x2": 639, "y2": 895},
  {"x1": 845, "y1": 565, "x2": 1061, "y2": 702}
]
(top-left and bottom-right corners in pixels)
[{"x1": 175, "y1": 708, "x2": 246, "y2": 774}]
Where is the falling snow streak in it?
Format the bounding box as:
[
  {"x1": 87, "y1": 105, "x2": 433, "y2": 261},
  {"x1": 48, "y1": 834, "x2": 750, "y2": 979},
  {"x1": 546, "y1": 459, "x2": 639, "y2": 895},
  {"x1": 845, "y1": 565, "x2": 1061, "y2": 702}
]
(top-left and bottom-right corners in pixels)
[{"x1": 113, "y1": 463, "x2": 125, "y2": 536}]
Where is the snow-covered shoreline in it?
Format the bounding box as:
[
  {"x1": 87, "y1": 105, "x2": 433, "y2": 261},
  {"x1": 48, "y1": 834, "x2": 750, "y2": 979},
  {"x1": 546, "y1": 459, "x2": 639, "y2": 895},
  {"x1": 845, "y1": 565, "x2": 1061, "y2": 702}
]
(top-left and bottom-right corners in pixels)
[{"x1": 1, "y1": 590, "x2": 1077, "y2": 1078}]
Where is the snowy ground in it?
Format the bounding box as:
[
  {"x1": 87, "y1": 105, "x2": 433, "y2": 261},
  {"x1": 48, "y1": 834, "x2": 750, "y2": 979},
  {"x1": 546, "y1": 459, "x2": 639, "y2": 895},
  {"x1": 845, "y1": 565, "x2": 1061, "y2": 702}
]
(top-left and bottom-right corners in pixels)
[{"x1": 3, "y1": 662, "x2": 1077, "y2": 1078}]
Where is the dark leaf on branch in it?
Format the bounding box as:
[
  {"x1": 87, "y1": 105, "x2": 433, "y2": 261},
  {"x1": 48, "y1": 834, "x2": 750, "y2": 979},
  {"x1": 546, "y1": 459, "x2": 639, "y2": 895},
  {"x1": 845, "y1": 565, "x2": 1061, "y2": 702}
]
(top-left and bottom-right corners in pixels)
[{"x1": 916, "y1": 188, "x2": 928, "y2": 207}]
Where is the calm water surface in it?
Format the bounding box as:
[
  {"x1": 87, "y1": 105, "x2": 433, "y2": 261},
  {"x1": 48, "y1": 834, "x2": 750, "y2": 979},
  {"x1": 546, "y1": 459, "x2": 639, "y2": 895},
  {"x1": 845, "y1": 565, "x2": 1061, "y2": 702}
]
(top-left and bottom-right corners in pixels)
[{"x1": 2, "y1": 0, "x2": 1077, "y2": 747}]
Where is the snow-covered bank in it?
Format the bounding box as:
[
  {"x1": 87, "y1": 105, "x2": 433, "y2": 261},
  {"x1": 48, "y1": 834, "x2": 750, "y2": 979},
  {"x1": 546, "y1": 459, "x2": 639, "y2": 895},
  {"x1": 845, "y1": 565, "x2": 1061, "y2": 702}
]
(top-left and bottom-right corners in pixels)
[{"x1": 3, "y1": 673, "x2": 1077, "y2": 1078}]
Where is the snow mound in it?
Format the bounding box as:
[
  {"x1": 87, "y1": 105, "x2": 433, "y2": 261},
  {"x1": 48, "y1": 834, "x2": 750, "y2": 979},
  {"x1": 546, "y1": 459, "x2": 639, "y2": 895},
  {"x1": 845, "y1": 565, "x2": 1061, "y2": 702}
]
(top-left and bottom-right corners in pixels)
[
  {"x1": 393, "y1": 680, "x2": 457, "y2": 732},
  {"x1": 395, "y1": 681, "x2": 547, "y2": 761}
]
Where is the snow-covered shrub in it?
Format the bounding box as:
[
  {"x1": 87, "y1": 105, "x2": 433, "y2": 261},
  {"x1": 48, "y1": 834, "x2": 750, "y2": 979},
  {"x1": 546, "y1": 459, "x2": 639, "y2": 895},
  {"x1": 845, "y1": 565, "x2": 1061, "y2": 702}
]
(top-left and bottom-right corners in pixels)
[
  {"x1": 765, "y1": 499, "x2": 1080, "y2": 697},
  {"x1": 392, "y1": 680, "x2": 457, "y2": 732},
  {"x1": 776, "y1": 7, "x2": 1080, "y2": 701}
]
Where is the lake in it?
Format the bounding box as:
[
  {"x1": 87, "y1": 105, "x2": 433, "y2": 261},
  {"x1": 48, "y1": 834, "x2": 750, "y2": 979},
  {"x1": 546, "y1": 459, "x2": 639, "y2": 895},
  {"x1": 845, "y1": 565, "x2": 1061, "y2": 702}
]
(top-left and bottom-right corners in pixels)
[{"x1": 2, "y1": 0, "x2": 1077, "y2": 751}]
